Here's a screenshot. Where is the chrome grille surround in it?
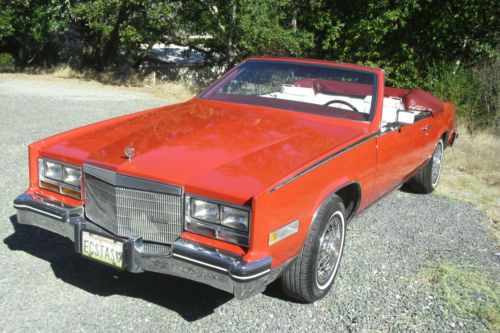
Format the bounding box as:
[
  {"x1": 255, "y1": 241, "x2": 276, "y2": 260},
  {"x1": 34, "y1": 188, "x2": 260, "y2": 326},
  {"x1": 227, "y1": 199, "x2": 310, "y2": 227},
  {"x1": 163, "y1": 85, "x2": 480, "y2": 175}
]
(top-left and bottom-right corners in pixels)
[
  {"x1": 83, "y1": 164, "x2": 183, "y2": 244},
  {"x1": 142, "y1": 243, "x2": 173, "y2": 256}
]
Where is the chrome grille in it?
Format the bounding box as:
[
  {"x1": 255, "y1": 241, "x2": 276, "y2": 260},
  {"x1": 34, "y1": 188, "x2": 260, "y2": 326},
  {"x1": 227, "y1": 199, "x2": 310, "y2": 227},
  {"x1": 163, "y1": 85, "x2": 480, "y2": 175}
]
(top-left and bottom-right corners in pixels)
[
  {"x1": 84, "y1": 174, "x2": 183, "y2": 244},
  {"x1": 142, "y1": 243, "x2": 173, "y2": 256}
]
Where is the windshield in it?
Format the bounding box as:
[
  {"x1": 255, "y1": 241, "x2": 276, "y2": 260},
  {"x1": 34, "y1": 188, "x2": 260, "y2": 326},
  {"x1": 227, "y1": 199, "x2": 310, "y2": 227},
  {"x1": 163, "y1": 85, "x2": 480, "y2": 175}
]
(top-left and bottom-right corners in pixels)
[{"x1": 201, "y1": 60, "x2": 378, "y2": 122}]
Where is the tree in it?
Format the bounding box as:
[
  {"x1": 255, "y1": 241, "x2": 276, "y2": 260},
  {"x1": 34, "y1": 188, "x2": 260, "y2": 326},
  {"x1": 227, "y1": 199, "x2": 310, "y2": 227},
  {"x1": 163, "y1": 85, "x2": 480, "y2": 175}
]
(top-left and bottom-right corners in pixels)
[
  {"x1": 0, "y1": 0, "x2": 497, "y2": 88},
  {"x1": 0, "y1": 0, "x2": 69, "y2": 67},
  {"x1": 299, "y1": 0, "x2": 499, "y2": 86},
  {"x1": 174, "y1": 0, "x2": 313, "y2": 66},
  {"x1": 70, "y1": 0, "x2": 179, "y2": 70}
]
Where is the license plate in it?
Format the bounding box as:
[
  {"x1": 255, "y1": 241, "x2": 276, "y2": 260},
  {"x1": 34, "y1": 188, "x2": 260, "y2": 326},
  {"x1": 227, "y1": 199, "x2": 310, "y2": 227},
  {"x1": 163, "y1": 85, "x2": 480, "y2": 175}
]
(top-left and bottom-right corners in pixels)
[{"x1": 81, "y1": 231, "x2": 125, "y2": 269}]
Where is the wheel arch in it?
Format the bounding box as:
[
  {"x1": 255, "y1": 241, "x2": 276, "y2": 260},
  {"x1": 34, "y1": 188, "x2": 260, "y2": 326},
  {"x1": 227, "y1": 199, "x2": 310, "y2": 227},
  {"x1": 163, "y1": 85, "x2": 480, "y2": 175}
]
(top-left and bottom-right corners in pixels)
[
  {"x1": 311, "y1": 180, "x2": 362, "y2": 224},
  {"x1": 440, "y1": 131, "x2": 450, "y2": 147},
  {"x1": 335, "y1": 182, "x2": 362, "y2": 221}
]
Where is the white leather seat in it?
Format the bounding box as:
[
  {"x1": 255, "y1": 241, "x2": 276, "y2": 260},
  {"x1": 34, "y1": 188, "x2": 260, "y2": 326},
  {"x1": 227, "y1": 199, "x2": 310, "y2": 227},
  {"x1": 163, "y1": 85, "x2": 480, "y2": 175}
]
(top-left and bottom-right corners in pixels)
[
  {"x1": 281, "y1": 85, "x2": 315, "y2": 97},
  {"x1": 381, "y1": 97, "x2": 404, "y2": 124}
]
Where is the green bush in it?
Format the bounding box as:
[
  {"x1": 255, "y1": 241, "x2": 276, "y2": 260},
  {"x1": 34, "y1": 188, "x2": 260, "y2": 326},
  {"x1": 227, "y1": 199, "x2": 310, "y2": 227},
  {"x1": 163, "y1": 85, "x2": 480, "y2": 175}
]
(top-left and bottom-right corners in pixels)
[
  {"x1": 425, "y1": 59, "x2": 499, "y2": 133},
  {"x1": 0, "y1": 53, "x2": 15, "y2": 71}
]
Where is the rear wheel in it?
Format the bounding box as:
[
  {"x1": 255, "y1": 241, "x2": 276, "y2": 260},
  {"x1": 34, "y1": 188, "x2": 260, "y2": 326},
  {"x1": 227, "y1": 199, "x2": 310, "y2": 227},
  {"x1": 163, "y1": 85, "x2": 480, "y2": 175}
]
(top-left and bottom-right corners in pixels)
[
  {"x1": 280, "y1": 195, "x2": 346, "y2": 302},
  {"x1": 406, "y1": 139, "x2": 444, "y2": 194}
]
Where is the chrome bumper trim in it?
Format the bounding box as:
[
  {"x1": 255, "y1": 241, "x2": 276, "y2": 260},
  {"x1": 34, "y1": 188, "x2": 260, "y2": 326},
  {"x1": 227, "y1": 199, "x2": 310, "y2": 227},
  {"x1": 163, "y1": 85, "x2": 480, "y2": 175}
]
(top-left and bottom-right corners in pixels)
[
  {"x1": 14, "y1": 204, "x2": 64, "y2": 220},
  {"x1": 231, "y1": 268, "x2": 271, "y2": 281},
  {"x1": 13, "y1": 192, "x2": 278, "y2": 299},
  {"x1": 172, "y1": 253, "x2": 229, "y2": 272}
]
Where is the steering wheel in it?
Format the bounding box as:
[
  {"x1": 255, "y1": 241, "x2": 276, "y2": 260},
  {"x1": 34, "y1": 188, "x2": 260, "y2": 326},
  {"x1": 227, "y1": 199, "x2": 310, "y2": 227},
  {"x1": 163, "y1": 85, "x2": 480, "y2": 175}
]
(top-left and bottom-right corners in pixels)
[{"x1": 325, "y1": 99, "x2": 360, "y2": 113}]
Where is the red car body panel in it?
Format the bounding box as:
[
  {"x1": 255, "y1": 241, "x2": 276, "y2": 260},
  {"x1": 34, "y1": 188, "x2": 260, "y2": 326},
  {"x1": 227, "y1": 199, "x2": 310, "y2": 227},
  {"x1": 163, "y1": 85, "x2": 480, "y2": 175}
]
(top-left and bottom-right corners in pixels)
[{"x1": 24, "y1": 57, "x2": 457, "y2": 267}]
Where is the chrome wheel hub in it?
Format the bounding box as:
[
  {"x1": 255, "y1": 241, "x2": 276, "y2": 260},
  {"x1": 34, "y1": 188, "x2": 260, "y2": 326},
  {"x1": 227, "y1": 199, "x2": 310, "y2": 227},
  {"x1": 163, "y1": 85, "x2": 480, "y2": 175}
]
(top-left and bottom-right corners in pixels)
[
  {"x1": 316, "y1": 212, "x2": 344, "y2": 289},
  {"x1": 431, "y1": 141, "x2": 443, "y2": 186}
]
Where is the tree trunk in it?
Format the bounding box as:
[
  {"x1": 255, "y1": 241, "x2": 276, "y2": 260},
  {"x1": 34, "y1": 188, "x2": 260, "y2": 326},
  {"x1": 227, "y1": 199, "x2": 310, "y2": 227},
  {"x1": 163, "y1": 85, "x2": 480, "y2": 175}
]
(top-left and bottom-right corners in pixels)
[
  {"x1": 226, "y1": 1, "x2": 237, "y2": 65},
  {"x1": 291, "y1": 5, "x2": 297, "y2": 30},
  {"x1": 101, "y1": 1, "x2": 129, "y2": 69}
]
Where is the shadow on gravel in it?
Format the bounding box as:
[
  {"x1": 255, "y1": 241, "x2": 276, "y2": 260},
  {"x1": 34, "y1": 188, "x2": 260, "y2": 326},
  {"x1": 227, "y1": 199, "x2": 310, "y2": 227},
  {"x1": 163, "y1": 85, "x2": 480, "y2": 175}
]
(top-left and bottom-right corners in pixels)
[
  {"x1": 4, "y1": 215, "x2": 232, "y2": 321},
  {"x1": 262, "y1": 280, "x2": 298, "y2": 302}
]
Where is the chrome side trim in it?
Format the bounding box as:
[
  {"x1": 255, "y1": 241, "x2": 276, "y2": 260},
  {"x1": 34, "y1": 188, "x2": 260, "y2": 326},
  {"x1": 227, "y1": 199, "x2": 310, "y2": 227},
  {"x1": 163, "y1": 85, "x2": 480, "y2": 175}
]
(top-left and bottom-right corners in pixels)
[
  {"x1": 414, "y1": 111, "x2": 432, "y2": 121},
  {"x1": 269, "y1": 132, "x2": 379, "y2": 193},
  {"x1": 83, "y1": 164, "x2": 182, "y2": 195}
]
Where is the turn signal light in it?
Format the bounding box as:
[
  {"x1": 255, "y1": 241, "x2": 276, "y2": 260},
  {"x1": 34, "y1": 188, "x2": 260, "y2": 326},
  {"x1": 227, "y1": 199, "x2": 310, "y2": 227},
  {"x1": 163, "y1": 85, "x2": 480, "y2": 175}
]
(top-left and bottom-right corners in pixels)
[
  {"x1": 269, "y1": 220, "x2": 299, "y2": 246},
  {"x1": 61, "y1": 187, "x2": 82, "y2": 199},
  {"x1": 40, "y1": 181, "x2": 60, "y2": 192}
]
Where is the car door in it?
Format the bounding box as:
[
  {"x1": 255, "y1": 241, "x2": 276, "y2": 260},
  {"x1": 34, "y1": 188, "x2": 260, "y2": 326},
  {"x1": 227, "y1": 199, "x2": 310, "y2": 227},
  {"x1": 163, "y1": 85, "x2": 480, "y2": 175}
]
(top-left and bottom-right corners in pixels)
[
  {"x1": 416, "y1": 112, "x2": 438, "y2": 160},
  {"x1": 374, "y1": 114, "x2": 434, "y2": 198}
]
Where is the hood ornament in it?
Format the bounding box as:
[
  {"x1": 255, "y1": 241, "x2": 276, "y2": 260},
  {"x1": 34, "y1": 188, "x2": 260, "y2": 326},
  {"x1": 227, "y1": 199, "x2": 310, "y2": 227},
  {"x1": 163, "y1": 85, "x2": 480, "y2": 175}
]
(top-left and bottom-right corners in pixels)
[{"x1": 124, "y1": 147, "x2": 135, "y2": 161}]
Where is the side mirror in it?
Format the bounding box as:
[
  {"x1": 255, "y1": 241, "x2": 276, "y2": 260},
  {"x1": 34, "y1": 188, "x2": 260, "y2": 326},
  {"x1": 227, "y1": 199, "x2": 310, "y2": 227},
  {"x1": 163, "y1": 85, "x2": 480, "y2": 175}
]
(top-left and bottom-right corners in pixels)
[{"x1": 397, "y1": 110, "x2": 415, "y2": 125}]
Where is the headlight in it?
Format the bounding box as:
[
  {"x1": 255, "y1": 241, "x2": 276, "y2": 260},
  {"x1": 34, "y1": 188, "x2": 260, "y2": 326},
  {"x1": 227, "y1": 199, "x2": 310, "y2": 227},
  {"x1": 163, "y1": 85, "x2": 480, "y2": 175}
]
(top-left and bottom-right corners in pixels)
[
  {"x1": 63, "y1": 165, "x2": 82, "y2": 187},
  {"x1": 43, "y1": 160, "x2": 63, "y2": 181},
  {"x1": 185, "y1": 196, "x2": 250, "y2": 246},
  {"x1": 221, "y1": 206, "x2": 249, "y2": 231},
  {"x1": 39, "y1": 158, "x2": 82, "y2": 199},
  {"x1": 191, "y1": 199, "x2": 220, "y2": 222}
]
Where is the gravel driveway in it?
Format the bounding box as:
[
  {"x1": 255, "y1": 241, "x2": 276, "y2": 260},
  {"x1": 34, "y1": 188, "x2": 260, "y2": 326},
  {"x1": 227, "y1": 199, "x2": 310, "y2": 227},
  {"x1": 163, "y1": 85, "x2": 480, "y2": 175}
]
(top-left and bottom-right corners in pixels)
[{"x1": 0, "y1": 76, "x2": 498, "y2": 332}]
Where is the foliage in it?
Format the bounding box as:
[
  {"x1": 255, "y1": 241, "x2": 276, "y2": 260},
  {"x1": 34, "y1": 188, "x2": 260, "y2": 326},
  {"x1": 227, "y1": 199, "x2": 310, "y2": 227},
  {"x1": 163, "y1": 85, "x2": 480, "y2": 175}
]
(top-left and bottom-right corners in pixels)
[
  {"x1": 424, "y1": 59, "x2": 499, "y2": 131},
  {"x1": 0, "y1": 0, "x2": 498, "y2": 128},
  {"x1": 0, "y1": 52, "x2": 15, "y2": 70},
  {"x1": 173, "y1": 0, "x2": 313, "y2": 65},
  {"x1": 0, "y1": 0, "x2": 69, "y2": 67},
  {"x1": 297, "y1": 0, "x2": 499, "y2": 87},
  {"x1": 70, "y1": 0, "x2": 178, "y2": 70},
  {"x1": 231, "y1": 0, "x2": 313, "y2": 61},
  {"x1": 1, "y1": 0, "x2": 498, "y2": 73}
]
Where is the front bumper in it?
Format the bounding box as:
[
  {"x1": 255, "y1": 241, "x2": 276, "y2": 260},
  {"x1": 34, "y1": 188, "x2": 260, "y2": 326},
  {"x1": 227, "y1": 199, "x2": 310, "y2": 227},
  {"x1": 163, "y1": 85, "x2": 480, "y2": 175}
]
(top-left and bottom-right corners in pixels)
[{"x1": 13, "y1": 192, "x2": 278, "y2": 299}]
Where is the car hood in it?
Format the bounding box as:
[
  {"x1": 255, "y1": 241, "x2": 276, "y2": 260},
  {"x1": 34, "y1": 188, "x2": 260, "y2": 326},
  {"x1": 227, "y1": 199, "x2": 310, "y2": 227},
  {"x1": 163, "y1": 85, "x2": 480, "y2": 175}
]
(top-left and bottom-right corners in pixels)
[{"x1": 41, "y1": 99, "x2": 367, "y2": 204}]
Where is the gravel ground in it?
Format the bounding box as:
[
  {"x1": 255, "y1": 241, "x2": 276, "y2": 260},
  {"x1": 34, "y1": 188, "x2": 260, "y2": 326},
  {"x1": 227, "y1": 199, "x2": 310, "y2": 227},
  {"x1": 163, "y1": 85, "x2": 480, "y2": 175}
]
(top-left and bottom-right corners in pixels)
[{"x1": 0, "y1": 76, "x2": 498, "y2": 332}]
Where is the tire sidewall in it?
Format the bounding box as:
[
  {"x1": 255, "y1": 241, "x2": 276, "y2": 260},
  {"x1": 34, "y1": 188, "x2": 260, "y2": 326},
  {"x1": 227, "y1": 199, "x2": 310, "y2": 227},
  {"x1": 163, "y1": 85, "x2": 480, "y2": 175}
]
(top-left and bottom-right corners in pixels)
[
  {"x1": 307, "y1": 196, "x2": 346, "y2": 300},
  {"x1": 430, "y1": 139, "x2": 444, "y2": 189}
]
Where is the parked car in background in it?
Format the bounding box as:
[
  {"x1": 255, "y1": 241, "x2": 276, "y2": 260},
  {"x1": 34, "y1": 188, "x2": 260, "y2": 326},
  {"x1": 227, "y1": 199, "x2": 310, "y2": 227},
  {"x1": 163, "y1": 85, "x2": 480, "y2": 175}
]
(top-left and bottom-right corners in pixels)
[{"x1": 13, "y1": 57, "x2": 457, "y2": 302}]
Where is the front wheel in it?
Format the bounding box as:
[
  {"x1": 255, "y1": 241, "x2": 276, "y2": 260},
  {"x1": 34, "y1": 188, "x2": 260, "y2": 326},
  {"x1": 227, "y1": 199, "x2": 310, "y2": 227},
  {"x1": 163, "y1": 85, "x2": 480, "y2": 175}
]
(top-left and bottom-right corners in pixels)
[
  {"x1": 280, "y1": 195, "x2": 346, "y2": 302},
  {"x1": 406, "y1": 139, "x2": 444, "y2": 194}
]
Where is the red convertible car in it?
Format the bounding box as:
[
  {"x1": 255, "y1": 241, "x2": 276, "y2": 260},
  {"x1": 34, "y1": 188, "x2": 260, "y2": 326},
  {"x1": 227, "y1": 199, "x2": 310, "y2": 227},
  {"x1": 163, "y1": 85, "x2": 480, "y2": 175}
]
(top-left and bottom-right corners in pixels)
[{"x1": 14, "y1": 58, "x2": 457, "y2": 302}]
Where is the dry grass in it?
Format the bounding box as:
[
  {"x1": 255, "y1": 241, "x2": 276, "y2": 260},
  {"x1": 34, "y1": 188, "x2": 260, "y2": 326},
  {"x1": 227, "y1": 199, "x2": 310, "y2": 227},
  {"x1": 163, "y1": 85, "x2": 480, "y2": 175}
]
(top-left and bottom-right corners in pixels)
[
  {"x1": 146, "y1": 81, "x2": 198, "y2": 102},
  {"x1": 437, "y1": 128, "x2": 500, "y2": 241},
  {"x1": 1, "y1": 65, "x2": 196, "y2": 103},
  {"x1": 52, "y1": 65, "x2": 197, "y2": 101}
]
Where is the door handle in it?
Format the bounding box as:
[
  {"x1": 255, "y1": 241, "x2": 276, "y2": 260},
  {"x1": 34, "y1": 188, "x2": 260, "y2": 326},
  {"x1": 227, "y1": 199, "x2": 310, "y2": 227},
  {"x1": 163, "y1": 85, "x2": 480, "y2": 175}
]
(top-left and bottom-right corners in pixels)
[{"x1": 421, "y1": 125, "x2": 432, "y2": 131}]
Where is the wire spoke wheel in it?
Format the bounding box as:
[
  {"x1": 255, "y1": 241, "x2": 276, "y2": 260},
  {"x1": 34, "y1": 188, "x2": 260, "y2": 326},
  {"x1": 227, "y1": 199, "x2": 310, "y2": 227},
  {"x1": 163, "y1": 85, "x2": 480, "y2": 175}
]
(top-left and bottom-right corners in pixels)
[
  {"x1": 431, "y1": 140, "x2": 444, "y2": 186},
  {"x1": 280, "y1": 194, "x2": 346, "y2": 302},
  {"x1": 315, "y1": 211, "x2": 344, "y2": 289}
]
